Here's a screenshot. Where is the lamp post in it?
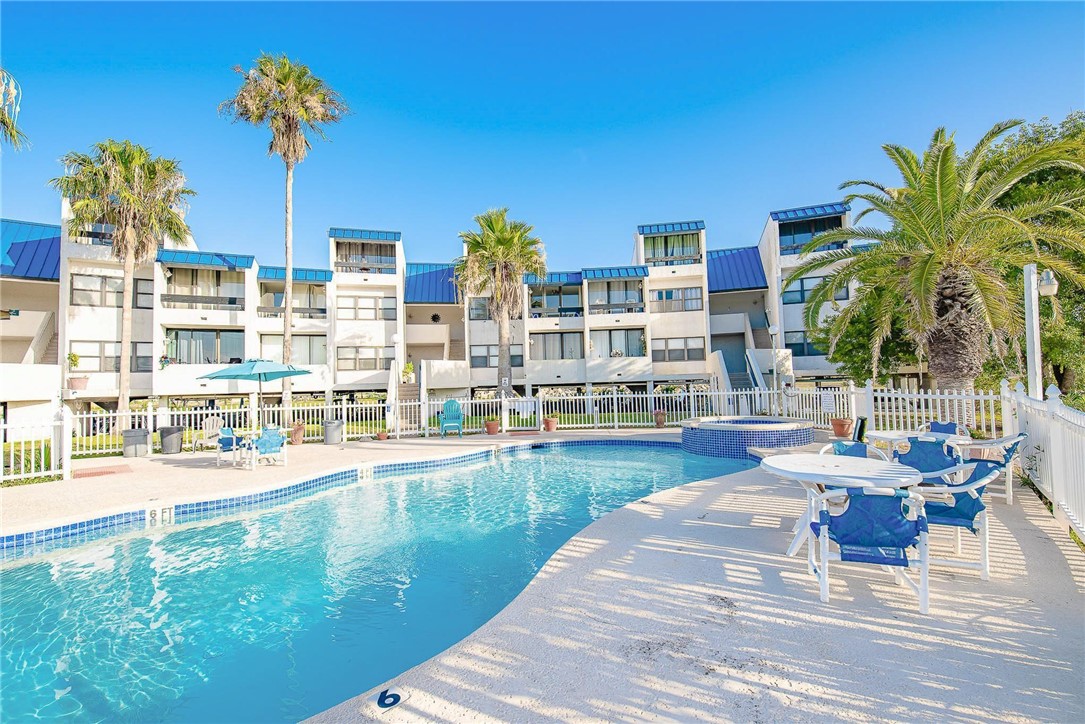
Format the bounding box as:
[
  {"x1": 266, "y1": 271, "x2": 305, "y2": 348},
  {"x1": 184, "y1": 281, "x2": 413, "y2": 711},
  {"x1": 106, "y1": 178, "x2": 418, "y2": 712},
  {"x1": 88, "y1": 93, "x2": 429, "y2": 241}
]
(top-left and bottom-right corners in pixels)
[
  {"x1": 768, "y1": 324, "x2": 780, "y2": 415},
  {"x1": 1024, "y1": 264, "x2": 1060, "y2": 399}
]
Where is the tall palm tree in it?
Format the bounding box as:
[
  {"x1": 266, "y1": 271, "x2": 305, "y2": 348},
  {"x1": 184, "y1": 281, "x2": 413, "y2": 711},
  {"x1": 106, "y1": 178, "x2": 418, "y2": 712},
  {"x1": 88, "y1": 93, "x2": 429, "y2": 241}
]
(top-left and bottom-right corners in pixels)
[
  {"x1": 51, "y1": 140, "x2": 194, "y2": 423},
  {"x1": 220, "y1": 54, "x2": 347, "y2": 412},
  {"x1": 455, "y1": 209, "x2": 546, "y2": 398},
  {"x1": 788, "y1": 120, "x2": 1085, "y2": 390},
  {"x1": 1, "y1": 68, "x2": 27, "y2": 150}
]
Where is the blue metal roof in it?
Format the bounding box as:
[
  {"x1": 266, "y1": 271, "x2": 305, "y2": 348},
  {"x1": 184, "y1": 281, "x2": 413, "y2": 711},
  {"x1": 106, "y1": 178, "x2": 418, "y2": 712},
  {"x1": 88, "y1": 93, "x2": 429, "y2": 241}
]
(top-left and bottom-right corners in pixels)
[
  {"x1": 405, "y1": 263, "x2": 458, "y2": 304},
  {"x1": 156, "y1": 249, "x2": 255, "y2": 269},
  {"x1": 1, "y1": 218, "x2": 61, "y2": 281},
  {"x1": 257, "y1": 266, "x2": 333, "y2": 282},
  {"x1": 524, "y1": 271, "x2": 583, "y2": 285},
  {"x1": 637, "y1": 220, "x2": 705, "y2": 235},
  {"x1": 328, "y1": 227, "x2": 401, "y2": 242},
  {"x1": 706, "y1": 246, "x2": 768, "y2": 293},
  {"x1": 769, "y1": 202, "x2": 850, "y2": 222},
  {"x1": 582, "y1": 265, "x2": 649, "y2": 280}
]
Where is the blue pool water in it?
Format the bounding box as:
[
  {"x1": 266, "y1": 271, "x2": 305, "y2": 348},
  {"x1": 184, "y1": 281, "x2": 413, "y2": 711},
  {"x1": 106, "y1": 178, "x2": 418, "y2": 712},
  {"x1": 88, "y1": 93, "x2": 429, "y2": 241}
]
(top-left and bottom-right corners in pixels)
[{"x1": 0, "y1": 444, "x2": 751, "y2": 722}]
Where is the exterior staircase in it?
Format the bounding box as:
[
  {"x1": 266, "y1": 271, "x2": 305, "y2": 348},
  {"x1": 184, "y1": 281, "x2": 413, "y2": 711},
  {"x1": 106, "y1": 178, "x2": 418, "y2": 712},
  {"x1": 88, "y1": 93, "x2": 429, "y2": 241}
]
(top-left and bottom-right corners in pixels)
[
  {"x1": 397, "y1": 382, "x2": 421, "y2": 430},
  {"x1": 728, "y1": 371, "x2": 755, "y2": 390},
  {"x1": 41, "y1": 332, "x2": 59, "y2": 364},
  {"x1": 448, "y1": 339, "x2": 465, "y2": 361}
]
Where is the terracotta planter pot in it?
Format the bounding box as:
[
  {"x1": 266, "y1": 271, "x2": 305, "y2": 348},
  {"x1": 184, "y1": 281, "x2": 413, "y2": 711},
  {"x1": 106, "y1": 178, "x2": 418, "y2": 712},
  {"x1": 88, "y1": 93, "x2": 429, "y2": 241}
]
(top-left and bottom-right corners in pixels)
[
  {"x1": 653, "y1": 412, "x2": 667, "y2": 428},
  {"x1": 542, "y1": 417, "x2": 558, "y2": 432},
  {"x1": 484, "y1": 421, "x2": 500, "y2": 435},
  {"x1": 68, "y1": 376, "x2": 89, "y2": 391},
  {"x1": 290, "y1": 422, "x2": 305, "y2": 446},
  {"x1": 376, "y1": 431, "x2": 389, "y2": 441},
  {"x1": 830, "y1": 418, "x2": 855, "y2": 438}
]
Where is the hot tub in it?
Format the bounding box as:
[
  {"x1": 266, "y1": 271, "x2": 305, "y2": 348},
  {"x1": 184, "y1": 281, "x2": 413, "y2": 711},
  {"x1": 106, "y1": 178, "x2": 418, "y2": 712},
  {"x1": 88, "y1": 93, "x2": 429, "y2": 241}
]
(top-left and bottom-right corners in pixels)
[{"x1": 681, "y1": 416, "x2": 814, "y2": 460}]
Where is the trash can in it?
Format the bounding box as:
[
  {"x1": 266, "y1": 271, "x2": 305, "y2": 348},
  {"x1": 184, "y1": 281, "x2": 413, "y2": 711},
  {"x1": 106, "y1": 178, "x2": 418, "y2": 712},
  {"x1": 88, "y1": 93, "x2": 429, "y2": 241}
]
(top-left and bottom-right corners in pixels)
[
  {"x1": 323, "y1": 419, "x2": 344, "y2": 445},
  {"x1": 122, "y1": 428, "x2": 150, "y2": 458},
  {"x1": 159, "y1": 426, "x2": 184, "y2": 454}
]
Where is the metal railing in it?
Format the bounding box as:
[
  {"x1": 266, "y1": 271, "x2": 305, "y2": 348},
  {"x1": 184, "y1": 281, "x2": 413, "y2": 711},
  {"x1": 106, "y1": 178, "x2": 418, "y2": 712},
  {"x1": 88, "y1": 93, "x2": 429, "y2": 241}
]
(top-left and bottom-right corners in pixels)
[
  {"x1": 160, "y1": 293, "x2": 245, "y2": 310},
  {"x1": 587, "y1": 302, "x2": 645, "y2": 315},
  {"x1": 256, "y1": 306, "x2": 328, "y2": 319}
]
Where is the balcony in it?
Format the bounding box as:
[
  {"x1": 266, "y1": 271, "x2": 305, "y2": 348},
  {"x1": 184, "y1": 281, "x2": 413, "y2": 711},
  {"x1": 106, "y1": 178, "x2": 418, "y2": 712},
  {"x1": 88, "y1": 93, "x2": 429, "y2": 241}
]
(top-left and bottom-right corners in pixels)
[
  {"x1": 645, "y1": 253, "x2": 701, "y2": 267},
  {"x1": 161, "y1": 293, "x2": 244, "y2": 310},
  {"x1": 588, "y1": 302, "x2": 645, "y2": 315},
  {"x1": 586, "y1": 355, "x2": 652, "y2": 382},
  {"x1": 257, "y1": 306, "x2": 327, "y2": 319}
]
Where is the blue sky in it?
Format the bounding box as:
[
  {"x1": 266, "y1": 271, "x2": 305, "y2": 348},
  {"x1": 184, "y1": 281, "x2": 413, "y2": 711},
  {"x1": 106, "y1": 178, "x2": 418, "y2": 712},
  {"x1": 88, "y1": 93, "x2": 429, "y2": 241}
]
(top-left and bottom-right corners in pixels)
[{"x1": 2, "y1": 2, "x2": 1082, "y2": 270}]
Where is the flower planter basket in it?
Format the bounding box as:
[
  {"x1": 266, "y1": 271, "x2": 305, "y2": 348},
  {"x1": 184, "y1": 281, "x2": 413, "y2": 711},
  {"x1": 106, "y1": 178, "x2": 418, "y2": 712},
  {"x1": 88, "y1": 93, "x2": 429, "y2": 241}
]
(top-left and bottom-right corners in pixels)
[
  {"x1": 484, "y1": 420, "x2": 500, "y2": 435},
  {"x1": 376, "y1": 431, "x2": 389, "y2": 441},
  {"x1": 653, "y1": 410, "x2": 667, "y2": 428},
  {"x1": 290, "y1": 421, "x2": 305, "y2": 446},
  {"x1": 542, "y1": 417, "x2": 558, "y2": 432},
  {"x1": 68, "y1": 376, "x2": 89, "y2": 391}
]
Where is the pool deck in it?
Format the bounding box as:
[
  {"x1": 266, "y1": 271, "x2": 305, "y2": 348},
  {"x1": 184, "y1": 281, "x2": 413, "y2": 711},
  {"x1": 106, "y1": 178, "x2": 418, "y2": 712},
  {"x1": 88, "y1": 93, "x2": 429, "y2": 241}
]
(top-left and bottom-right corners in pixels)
[
  {"x1": 309, "y1": 452, "x2": 1085, "y2": 722},
  {"x1": 4, "y1": 431, "x2": 1083, "y2": 721}
]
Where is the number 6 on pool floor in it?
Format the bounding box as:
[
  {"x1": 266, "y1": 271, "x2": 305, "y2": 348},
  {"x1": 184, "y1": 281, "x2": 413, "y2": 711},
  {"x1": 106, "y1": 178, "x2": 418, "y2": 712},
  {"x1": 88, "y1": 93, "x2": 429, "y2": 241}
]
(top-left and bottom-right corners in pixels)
[{"x1": 369, "y1": 686, "x2": 408, "y2": 711}]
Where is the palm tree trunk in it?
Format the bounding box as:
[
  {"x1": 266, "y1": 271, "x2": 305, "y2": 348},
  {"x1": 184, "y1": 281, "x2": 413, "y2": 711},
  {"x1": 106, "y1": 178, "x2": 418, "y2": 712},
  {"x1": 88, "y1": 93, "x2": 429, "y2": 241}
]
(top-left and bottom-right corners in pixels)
[
  {"x1": 118, "y1": 249, "x2": 135, "y2": 430},
  {"x1": 497, "y1": 309, "x2": 512, "y2": 398},
  {"x1": 282, "y1": 160, "x2": 294, "y2": 418}
]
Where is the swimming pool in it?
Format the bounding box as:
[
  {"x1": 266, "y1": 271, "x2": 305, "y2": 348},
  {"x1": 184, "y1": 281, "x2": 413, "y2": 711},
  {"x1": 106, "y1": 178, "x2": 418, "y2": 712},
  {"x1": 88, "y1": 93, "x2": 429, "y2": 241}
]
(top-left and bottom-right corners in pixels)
[{"x1": 0, "y1": 442, "x2": 751, "y2": 722}]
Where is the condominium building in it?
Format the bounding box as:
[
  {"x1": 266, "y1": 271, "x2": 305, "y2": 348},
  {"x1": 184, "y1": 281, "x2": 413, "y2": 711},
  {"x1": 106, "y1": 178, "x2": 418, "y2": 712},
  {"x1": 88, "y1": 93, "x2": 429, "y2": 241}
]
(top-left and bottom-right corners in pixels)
[{"x1": 0, "y1": 199, "x2": 858, "y2": 421}]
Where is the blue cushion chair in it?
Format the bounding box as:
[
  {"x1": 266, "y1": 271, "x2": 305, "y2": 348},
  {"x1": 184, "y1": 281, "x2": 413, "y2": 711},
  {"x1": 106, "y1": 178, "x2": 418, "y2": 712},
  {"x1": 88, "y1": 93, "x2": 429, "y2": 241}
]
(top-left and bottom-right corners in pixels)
[
  {"x1": 216, "y1": 427, "x2": 242, "y2": 466},
  {"x1": 246, "y1": 427, "x2": 286, "y2": 469},
  {"x1": 810, "y1": 487, "x2": 930, "y2": 613},
  {"x1": 440, "y1": 400, "x2": 464, "y2": 438},
  {"x1": 895, "y1": 437, "x2": 961, "y2": 474},
  {"x1": 962, "y1": 433, "x2": 1028, "y2": 504},
  {"x1": 920, "y1": 420, "x2": 968, "y2": 436},
  {"x1": 819, "y1": 441, "x2": 889, "y2": 461},
  {"x1": 916, "y1": 461, "x2": 1002, "y2": 580}
]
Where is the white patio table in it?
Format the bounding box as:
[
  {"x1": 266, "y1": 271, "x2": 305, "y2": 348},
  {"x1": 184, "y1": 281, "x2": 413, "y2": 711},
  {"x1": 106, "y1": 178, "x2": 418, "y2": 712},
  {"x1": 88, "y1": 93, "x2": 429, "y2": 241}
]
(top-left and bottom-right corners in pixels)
[{"x1": 759, "y1": 454, "x2": 923, "y2": 557}]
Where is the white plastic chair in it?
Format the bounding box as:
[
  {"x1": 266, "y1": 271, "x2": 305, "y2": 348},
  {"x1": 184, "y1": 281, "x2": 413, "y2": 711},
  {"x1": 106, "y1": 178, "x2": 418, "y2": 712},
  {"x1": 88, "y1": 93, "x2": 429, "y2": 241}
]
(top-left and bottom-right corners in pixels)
[{"x1": 191, "y1": 415, "x2": 225, "y2": 453}]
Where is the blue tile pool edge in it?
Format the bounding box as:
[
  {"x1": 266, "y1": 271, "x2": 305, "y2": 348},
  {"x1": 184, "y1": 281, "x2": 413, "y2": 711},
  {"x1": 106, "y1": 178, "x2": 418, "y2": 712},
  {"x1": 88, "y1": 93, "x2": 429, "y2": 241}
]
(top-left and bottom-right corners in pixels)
[{"x1": 1, "y1": 437, "x2": 684, "y2": 563}]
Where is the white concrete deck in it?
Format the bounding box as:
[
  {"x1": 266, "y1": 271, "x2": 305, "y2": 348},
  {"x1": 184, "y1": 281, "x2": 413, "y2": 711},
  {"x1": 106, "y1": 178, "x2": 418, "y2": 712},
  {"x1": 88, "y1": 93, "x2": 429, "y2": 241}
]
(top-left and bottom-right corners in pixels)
[{"x1": 312, "y1": 466, "x2": 1085, "y2": 723}]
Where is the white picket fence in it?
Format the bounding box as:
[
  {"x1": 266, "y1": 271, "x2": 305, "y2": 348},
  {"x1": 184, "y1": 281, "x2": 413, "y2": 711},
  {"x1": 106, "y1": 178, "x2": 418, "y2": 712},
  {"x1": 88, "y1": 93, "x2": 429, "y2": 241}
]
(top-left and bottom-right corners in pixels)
[{"x1": 4, "y1": 383, "x2": 1083, "y2": 541}]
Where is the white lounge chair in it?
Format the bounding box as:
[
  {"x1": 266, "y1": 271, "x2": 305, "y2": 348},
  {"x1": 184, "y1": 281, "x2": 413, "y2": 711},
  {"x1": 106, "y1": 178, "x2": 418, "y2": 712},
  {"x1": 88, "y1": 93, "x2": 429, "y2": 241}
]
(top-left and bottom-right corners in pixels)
[{"x1": 191, "y1": 415, "x2": 225, "y2": 453}]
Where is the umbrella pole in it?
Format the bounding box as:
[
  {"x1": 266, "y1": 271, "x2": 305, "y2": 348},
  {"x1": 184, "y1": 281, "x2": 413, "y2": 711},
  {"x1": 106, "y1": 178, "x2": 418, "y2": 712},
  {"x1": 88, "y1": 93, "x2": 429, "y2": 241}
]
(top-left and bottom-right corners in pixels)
[{"x1": 258, "y1": 378, "x2": 263, "y2": 429}]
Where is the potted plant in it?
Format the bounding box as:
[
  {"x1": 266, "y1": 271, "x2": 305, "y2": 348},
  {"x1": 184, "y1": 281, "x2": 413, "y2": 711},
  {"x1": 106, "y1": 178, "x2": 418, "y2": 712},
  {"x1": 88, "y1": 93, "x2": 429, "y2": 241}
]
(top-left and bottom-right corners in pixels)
[
  {"x1": 653, "y1": 409, "x2": 667, "y2": 428},
  {"x1": 830, "y1": 417, "x2": 855, "y2": 438},
  {"x1": 401, "y1": 361, "x2": 415, "y2": 384},
  {"x1": 542, "y1": 415, "x2": 558, "y2": 432},
  {"x1": 484, "y1": 415, "x2": 500, "y2": 435},
  {"x1": 375, "y1": 426, "x2": 389, "y2": 441},
  {"x1": 66, "y1": 352, "x2": 88, "y2": 390},
  {"x1": 290, "y1": 420, "x2": 305, "y2": 446}
]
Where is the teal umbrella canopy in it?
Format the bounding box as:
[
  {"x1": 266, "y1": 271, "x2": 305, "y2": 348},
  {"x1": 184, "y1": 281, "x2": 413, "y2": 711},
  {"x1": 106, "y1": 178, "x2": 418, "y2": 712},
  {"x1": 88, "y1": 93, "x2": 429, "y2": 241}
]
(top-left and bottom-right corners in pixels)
[{"x1": 197, "y1": 359, "x2": 311, "y2": 383}]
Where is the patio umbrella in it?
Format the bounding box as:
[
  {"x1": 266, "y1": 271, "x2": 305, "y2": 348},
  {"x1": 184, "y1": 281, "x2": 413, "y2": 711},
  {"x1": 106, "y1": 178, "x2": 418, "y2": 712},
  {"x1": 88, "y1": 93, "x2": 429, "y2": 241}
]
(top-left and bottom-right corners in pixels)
[{"x1": 197, "y1": 359, "x2": 311, "y2": 428}]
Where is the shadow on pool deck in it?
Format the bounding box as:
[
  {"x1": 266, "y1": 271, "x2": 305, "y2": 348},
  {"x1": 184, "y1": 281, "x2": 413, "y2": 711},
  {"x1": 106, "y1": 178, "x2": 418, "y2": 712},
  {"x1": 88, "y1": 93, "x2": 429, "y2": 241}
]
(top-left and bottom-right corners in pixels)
[{"x1": 311, "y1": 467, "x2": 1085, "y2": 723}]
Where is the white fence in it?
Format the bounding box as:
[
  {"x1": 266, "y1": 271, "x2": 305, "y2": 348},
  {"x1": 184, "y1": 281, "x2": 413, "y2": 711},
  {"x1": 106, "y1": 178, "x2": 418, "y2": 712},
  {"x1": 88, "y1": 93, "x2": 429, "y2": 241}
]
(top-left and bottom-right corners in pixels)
[
  {"x1": 4, "y1": 382, "x2": 1083, "y2": 539},
  {"x1": 1010, "y1": 384, "x2": 1085, "y2": 539}
]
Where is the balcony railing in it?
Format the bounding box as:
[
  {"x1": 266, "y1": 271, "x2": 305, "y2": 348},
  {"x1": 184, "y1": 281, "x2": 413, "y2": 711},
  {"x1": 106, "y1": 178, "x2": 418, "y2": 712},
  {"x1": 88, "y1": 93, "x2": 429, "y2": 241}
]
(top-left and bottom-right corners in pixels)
[
  {"x1": 645, "y1": 253, "x2": 702, "y2": 267},
  {"x1": 588, "y1": 302, "x2": 645, "y2": 315},
  {"x1": 160, "y1": 293, "x2": 244, "y2": 310},
  {"x1": 528, "y1": 307, "x2": 584, "y2": 318},
  {"x1": 257, "y1": 306, "x2": 327, "y2": 319},
  {"x1": 335, "y1": 260, "x2": 396, "y2": 274}
]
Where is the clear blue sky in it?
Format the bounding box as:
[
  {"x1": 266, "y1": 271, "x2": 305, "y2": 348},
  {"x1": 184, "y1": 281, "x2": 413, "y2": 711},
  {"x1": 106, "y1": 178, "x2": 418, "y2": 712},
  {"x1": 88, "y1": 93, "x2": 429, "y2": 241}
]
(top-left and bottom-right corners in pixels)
[{"x1": 2, "y1": 2, "x2": 1082, "y2": 270}]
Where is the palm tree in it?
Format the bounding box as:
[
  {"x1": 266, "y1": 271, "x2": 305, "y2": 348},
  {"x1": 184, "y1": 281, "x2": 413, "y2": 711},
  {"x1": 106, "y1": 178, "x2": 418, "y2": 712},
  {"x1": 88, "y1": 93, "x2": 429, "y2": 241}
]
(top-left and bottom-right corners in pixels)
[
  {"x1": 220, "y1": 53, "x2": 347, "y2": 412},
  {"x1": 51, "y1": 140, "x2": 194, "y2": 423},
  {"x1": 787, "y1": 121, "x2": 1085, "y2": 391},
  {"x1": 1, "y1": 68, "x2": 27, "y2": 150},
  {"x1": 455, "y1": 209, "x2": 546, "y2": 398}
]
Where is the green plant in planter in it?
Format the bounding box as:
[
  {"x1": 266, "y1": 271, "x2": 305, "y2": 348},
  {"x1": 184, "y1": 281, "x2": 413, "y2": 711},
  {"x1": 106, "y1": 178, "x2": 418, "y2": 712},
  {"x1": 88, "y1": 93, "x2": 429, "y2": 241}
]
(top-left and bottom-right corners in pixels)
[
  {"x1": 484, "y1": 415, "x2": 499, "y2": 422},
  {"x1": 401, "y1": 361, "x2": 415, "y2": 382},
  {"x1": 66, "y1": 352, "x2": 80, "y2": 370}
]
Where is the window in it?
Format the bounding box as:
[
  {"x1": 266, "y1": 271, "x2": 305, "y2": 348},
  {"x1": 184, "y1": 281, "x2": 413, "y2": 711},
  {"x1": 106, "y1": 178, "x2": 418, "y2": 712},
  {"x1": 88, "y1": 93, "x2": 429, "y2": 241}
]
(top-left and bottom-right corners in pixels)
[
  {"x1": 784, "y1": 331, "x2": 825, "y2": 357},
  {"x1": 134, "y1": 279, "x2": 153, "y2": 309},
  {"x1": 258, "y1": 283, "x2": 328, "y2": 318},
  {"x1": 649, "y1": 286, "x2": 703, "y2": 313},
  {"x1": 589, "y1": 329, "x2": 645, "y2": 359},
  {"x1": 469, "y1": 344, "x2": 524, "y2": 368},
  {"x1": 779, "y1": 216, "x2": 844, "y2": 255},
  {"x1": 468, "y1": 297, "x2": 491, "y2": 321},
  {"x1": 643, "y1": 233, "x2": 701, "y2": 266},
  {"x1": 782, "y1": 276, "x2": 849, "y2": 305},
  {"x1": 336, "y1": 295, "x2": 397, "y2": 321},
  {"x1": 70, "y1": 274, "x2": 123, "y2": 307},
  {"x1": 528, "y1": 285, "x2": 582, "y2": 317},
  {"x1": 587, "y1": 281, "x2": 643, "y2": 313},
  {"x1": 651, "y1": 337, "x2": 706, "y2": 362},
  {"x1": 529, "y1": 332, "x2": 583, "y2": 360},
  {"x1": 165, "y1": 329, "x2": 245, "y2": 364},
  {"x1": 335, "y1": 345, "x2": 395, "y2": 371},
  {"x1": 334, "y1": 241, "x2": 396, "y2": 273},
  {"x1": 163, "y1": 268, "x2": 245, "y2": 309},
  {"x1": 260, "y1": 335, "x2": 327, "y2": 365},
  {"x1": 69, "y1": 341, "x2": 151, "y2": 372}
]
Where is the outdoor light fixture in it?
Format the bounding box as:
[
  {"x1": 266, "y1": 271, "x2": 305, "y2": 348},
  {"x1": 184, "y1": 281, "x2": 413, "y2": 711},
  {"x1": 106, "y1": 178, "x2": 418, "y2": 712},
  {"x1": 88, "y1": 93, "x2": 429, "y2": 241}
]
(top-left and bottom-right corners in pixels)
[{"x1": 1038, "y1": 269, "x2": 1059, "y2": 297}]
